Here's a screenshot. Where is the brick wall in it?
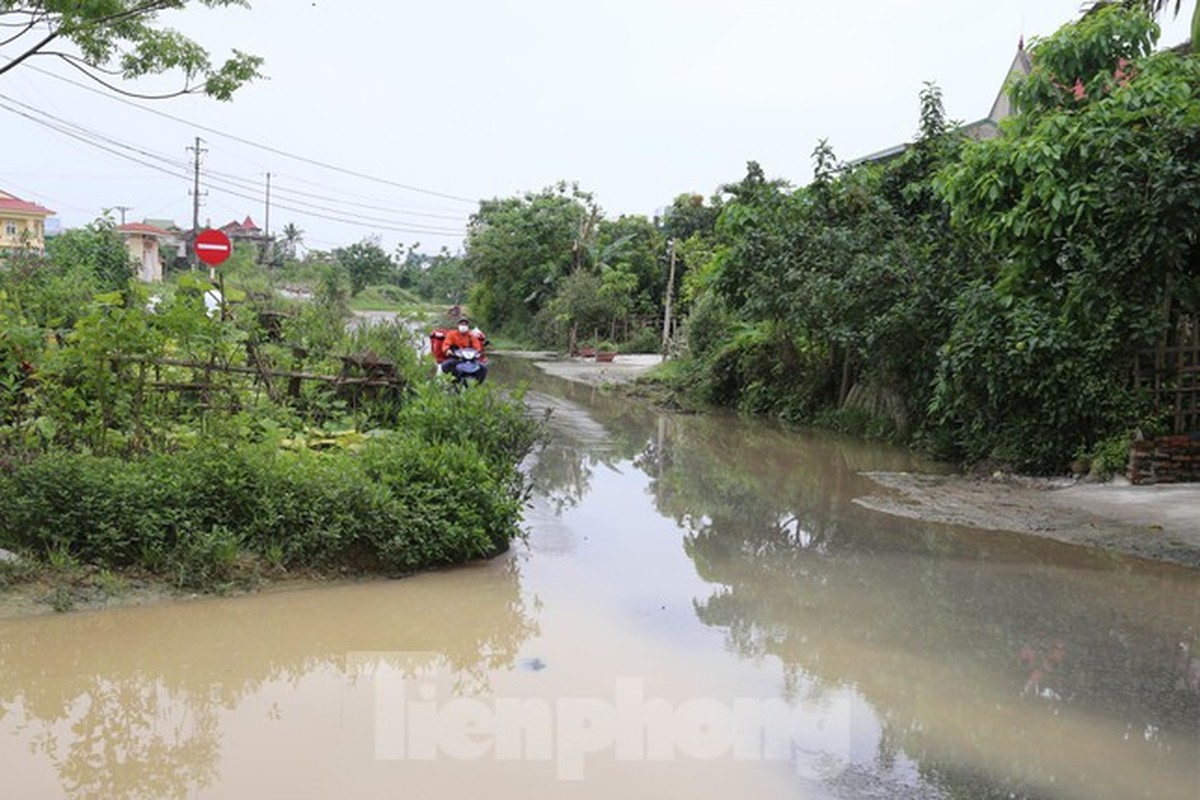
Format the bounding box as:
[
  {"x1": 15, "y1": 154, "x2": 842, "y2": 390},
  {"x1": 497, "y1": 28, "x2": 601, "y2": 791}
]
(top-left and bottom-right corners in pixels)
[{"x1": 1128, "y1": 434, "x2": 1200, "y2": 485}]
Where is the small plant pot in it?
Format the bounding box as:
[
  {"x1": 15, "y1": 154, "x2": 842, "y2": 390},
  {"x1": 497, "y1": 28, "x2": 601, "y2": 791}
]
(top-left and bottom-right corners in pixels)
[
  {"x1": 579, "y1": 346, "x2": 596, "y2": 358},
  {"x1": 595, "y1": 351, "x2": 616, "y2": 363}
]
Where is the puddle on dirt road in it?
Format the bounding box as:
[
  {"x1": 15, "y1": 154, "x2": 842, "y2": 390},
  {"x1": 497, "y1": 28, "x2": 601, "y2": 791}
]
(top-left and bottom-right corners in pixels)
[{"x1": 2, "y1": 355, "x2": 1198, "y2": 799}]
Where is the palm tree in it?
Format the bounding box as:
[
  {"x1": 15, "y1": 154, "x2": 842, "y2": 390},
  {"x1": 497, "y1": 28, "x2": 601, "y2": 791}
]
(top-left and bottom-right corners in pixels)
[{"x1": 280, "y1": 223, "x2": 304, "y2": 259}]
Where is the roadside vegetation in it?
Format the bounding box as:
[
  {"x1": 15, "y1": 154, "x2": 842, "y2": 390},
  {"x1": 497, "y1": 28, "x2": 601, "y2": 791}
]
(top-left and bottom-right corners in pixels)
[
  {"x1": 463, "y1": 6, "x2": 1198, "y2": 474},
  {"x1": 0, "y1": 221, "x2": 540, "y2": 608}
]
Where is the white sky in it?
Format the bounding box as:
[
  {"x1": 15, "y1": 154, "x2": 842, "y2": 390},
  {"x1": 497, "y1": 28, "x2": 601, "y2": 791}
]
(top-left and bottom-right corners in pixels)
[{"x1": 0, "y1": 0, "x2": 1194, "y2": 255}]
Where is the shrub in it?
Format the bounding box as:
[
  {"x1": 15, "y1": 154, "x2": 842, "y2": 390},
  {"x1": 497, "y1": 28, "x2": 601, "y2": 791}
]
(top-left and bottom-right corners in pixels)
[{"x1": 0, "y1": 423, "x2": 536, "y2": 586}]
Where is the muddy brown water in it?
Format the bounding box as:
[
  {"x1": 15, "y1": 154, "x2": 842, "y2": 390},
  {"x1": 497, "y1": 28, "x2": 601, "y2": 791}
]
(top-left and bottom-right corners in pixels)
[{"x1": 2, "y1": 356, "x2": 1198, "y2": 799}]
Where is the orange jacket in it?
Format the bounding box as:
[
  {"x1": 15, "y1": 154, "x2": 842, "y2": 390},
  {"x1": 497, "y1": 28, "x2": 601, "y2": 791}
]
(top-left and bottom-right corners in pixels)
[{"x1": 444, "y1": 328, "x2": 485, "y2": 355}]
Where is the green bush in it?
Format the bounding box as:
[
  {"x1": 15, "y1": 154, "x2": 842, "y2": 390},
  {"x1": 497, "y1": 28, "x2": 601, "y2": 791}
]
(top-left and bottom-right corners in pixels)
[
  {"x1": 622, "y1": 327, "x2": 660, "y2": 354},
  {"x1": 0, "y1": 421, "x2": 536, "y2": 586},
  {"x1": 1088, "y1": 433, "x2": 1135, "y2": 478}
]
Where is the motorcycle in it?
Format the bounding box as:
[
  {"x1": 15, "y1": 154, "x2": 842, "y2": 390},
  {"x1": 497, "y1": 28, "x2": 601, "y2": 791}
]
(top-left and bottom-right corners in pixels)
[{"x1": 445, "y1": 346, "x2": 487, "y2": 387}]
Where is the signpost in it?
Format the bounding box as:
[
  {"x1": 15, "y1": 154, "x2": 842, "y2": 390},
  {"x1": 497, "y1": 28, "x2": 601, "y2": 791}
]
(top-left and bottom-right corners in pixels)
[{"x1": 194, "y1": 228, "x2": 232, "y2": 318}]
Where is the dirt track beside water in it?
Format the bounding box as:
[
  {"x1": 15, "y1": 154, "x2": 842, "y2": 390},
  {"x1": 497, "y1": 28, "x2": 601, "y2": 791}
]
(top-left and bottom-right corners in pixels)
[
  {"x1": 503, "y1": 351, "x2": 665, "y2": 388},
  {"x1": 856, "y1": 472, "x2": 1200, "y2": 568}
]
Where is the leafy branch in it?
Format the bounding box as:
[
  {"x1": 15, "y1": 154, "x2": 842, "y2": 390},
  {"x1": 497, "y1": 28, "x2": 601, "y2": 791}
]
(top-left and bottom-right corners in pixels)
[{"x1": 0, "y1": 1, "x2": 261, "y2": 100}]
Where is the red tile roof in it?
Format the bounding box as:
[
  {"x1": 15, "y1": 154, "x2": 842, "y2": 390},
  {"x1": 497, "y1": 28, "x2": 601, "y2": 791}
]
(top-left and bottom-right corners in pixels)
[
  {"x1": 0, "y1": 192, "x2": 54, "y2": 217},
  {"x1": 221, "y1": 216, "x2": 261, "y2": 233},
  {"x1": 117, "y1": 222, "x2": 171, "y2": 236}
]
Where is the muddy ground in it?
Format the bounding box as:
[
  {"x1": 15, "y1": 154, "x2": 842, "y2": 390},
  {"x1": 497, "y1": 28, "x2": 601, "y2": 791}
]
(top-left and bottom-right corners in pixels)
[
  {"x1": 513, "y1": 351, "x2": 1200, "y2": 569},
  {"x1": 505, "y1": 350, "x2": 666, "y2": 388},
  {"x1": 855, "y1": 472, "x2": 1200, "y2": 568}
]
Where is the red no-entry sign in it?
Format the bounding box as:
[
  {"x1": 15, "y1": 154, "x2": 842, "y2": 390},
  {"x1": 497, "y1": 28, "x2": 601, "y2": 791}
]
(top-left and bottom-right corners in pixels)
[{"x1": 195, "y1": 228, "x2": 232, "y2": 266}]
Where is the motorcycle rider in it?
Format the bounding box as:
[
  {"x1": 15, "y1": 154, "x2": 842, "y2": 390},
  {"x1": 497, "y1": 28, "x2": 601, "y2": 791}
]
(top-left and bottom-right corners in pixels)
[{"x1": 440, "y1": 316, "x2": 488, "y2": 383}]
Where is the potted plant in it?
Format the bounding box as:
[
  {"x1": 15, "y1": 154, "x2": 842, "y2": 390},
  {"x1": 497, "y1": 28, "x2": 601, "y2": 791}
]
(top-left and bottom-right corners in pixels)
[
  {"x1": 595, "y1": 341, "x2": 617, "y2": 363},
  {"x1": 578, "y1": 338, "x2": 597, "y2": 358}
]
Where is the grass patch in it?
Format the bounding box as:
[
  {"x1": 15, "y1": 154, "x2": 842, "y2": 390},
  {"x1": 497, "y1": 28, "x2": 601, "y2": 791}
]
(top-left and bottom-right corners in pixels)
[{"x1": 350, "y1": 284, "x2": 422, "y2": 311}]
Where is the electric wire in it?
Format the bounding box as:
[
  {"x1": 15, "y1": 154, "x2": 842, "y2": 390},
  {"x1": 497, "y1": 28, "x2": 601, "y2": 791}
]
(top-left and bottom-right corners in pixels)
[
  {"x1": 8, "y1": 59, "x2": 477, "y2": 204},
  {"x1": 0, "y1": 97, "x2": 467, "y2": 236},
  {"x1": 0, "y1": 91, "x2": 470, "y2": 231}
]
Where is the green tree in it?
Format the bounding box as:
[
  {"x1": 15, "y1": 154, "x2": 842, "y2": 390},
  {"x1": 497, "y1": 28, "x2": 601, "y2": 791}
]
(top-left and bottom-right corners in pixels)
[
  {"x1": 659, "y1": 193, "x2": 722, "y2": 242},
  {"x1": 934, "y1": 6, "x2": 1200, "y2": 468},
  {"x1": 678, "y1": 85, "x2": 983, "y2": 428},
  {"x1": 46, "y1": 218, "x2": 135, "y2": 292},
  {"x1": 334, "y1": 239, "x2": 393, "y2": 296},
  {"x1": 0, "y1": 1, "x2": 263, "y2": 100},
  {"x1": 591, "y1": 215, "x2": 665, "y2": 320},
  {"x1": 398, "y1": 248, "x2": 473, "y2": 303},
  {"x1": 465, "y1": 182, "x2": 595, "y2": 336},
  {"x1": 544, "y1": 270, "x2": 615, "y2": 345},
  {"x1": 1086, "y1": 0, "x2": 1199, "y2": 46}
]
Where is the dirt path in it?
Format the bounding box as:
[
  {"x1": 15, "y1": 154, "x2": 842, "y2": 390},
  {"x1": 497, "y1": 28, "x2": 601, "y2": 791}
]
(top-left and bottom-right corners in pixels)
[
  {"x1": 855, "y1": 472, "x2": 1200, "y2": 568},
  {"x1": 501, "y1": 351, "x2": 664, "y2": 387}
]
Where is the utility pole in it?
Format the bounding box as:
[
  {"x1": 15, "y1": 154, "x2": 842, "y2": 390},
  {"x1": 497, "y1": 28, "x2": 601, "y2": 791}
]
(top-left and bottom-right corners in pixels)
[
  {"x1": 661, "y1": 238, "x2": 677, "y2": 356},
  {"x1": 259, "y1": 172, "x2": 273, "y2": 266},
  {"x1": 187, "y1": 136, "x2": 207, "y2": 268},
  {"x1": 113, "y1": 205, "x2": 131, "y2": 225}
]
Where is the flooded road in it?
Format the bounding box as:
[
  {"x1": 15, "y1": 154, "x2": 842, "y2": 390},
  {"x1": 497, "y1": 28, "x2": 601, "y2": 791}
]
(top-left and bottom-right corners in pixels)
[{"x1": 2, "y1": 356, "x2": 1198, "y2": 798}]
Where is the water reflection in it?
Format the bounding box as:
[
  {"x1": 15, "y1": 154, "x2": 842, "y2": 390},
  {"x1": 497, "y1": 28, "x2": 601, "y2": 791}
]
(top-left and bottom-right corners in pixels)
[
  {"x1": 0, "y1": 559, "x2": 536, "y2": 799},
  {"x1": 652, "y1": 417, "x2": 1200, "y2": 799},
  {"x1": 501, "y1": 357, "x2": 1200, "y2": 799}
]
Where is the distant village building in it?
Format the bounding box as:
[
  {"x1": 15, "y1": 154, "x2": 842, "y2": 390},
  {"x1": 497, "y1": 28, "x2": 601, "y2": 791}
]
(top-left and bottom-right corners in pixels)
[
  {"x1": 143, "y1": 218, "x2": 186, "y2": 249},
  {"x1": 0, "y1": 189, "x2": 55, "y2": 253},
  {"x1": 220, "y1": 215, "x2": 269, "y2": 244},
  {"x1": 117, "y1": 222, "x2": 173, "y2": 283},
  {"x1": 850, "y1": 39, "x2": 1033, "y2": 167}
]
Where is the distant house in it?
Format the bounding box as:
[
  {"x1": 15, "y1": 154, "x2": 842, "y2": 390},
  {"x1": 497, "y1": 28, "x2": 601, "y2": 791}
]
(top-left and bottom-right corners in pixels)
[
  {"x1": 850, "y1": 39, "x2": 1033, "y2": 167},
  {"x1": 117, "y1": 222, "x2": 172, "y2": 283},
  {"x1": 0, "y1": 189, "x2": 55, "y2": 253},
  {"x1": 220, "y1": 215, "x2": 268, "y2": 244},
  {"x1": 143, "y1": 218, "x2": 186, "y2": 249}
]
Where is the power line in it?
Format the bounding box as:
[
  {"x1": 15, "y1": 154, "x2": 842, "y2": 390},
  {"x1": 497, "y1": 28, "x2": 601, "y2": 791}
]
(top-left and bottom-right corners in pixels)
[
  {"x1": 9, "y1": 59, "x2": 478, "y2": 204},
  {"x1": 0, "y1": 98, "x2": 469, "y2": 237},
  {"x1": 199, "y1": 136, "x2": 471, "y2": 219},
  {"x1": 259, "y1": 167, "x2": 468, "y2": 216},
  {"x1": 198, "y1": 168, "x2": 468, "y2": 230},
  {"x1": 204, "y1": 167, "x2": 469, "y2": 221},
  {"x1": 0, "y1": 91, "x2": 189, "y2": 168},
  {"x1": 0, "y1": 82, "x2": 472, "y2": 228},
  {"x1": 0, "y1": 90, "x2": 469, "y2": 230}
]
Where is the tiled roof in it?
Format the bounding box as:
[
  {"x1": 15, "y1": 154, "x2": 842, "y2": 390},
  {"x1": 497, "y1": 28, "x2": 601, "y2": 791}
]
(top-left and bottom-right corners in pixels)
[
  {"x1": 118, "y1": 222, "x2": 172, "y2": 236},
  {"x1": 0, "y1": 191, "x2": 54, "y2": 217}
]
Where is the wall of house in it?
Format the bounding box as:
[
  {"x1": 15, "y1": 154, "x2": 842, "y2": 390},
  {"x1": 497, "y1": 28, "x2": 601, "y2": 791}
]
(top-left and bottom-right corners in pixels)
[
  {"x1": 0, "y1": 215, "x2": 46, "y2": 250},
  {"x1": 123, "y1": 234, "x2": 163, "y2": 283},
  {"x1": 1128, "y1": 435, "x2": 1200, "y2": 485}
]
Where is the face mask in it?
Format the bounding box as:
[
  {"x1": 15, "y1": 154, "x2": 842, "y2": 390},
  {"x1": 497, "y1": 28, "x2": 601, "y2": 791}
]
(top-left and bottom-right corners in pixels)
[{"x1": 458, "y1": 325, "x2": 469, "y2": 333}]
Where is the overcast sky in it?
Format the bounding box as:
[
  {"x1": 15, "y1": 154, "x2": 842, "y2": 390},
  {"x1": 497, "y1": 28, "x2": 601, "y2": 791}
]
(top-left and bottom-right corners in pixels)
[{"x1": 0, "y1": 0, "x2": 1193, "y2": 255}]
